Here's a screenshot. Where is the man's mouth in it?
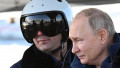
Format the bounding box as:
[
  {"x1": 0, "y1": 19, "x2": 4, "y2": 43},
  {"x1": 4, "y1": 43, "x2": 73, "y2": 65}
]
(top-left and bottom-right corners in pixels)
[{"x1": 78, "y1": 55, "x2": 84, "y2": 59}]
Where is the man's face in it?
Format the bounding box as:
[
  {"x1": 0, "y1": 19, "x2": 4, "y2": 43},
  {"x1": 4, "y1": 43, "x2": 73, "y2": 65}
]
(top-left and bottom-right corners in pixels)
[
  {"x1": 33, "y1": 31, "x2": 62, "y2": 53},
  {"x1": 69, "y1": 15, "x2": 106, "y2": 65}
]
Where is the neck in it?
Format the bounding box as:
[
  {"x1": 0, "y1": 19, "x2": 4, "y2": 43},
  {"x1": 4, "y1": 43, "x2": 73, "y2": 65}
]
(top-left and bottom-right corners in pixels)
[
  {"x1": 97, "y1": 49, "x2": 108, "y2": 66},
  {"x1": 94, "y1": 38, "x2": 113, "y2": 66},
  {"x1": 91, "y1": 45, "x2": 109, "y2": 66},
  {"x1": 52, "y1": 42, "x2": 67, "y2": 61}
]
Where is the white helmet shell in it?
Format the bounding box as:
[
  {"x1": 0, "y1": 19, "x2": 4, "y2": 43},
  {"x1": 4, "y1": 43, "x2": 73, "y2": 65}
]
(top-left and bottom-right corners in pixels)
[{"x1": 22, "y1": 0, "x2": 73, "y2": 27}]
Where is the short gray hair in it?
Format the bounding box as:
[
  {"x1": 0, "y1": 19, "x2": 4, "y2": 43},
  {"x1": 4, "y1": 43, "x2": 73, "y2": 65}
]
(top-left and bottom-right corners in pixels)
[{"x1": 76, "y1": 8, "x2": 115, "y2": 40}]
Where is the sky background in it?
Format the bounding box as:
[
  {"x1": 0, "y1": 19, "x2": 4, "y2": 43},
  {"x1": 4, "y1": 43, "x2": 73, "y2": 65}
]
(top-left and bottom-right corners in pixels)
[{"x1": 0, "y1": 2, "x2": 120, "y2": 68}]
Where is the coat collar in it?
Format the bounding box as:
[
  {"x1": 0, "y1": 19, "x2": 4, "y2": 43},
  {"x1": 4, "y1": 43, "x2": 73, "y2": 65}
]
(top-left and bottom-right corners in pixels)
[
  {"x1": 101, "y1": 33, "x2": 120, "y2": 68},
  {"x1": 109, "y1": 33, "x2": 120, "y2": 58}
]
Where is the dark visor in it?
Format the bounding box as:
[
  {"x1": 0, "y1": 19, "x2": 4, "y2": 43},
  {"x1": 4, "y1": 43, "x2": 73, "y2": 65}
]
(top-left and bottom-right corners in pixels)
[{"x1": 20, "y1": 11, "x2": 68, "y2": 42}]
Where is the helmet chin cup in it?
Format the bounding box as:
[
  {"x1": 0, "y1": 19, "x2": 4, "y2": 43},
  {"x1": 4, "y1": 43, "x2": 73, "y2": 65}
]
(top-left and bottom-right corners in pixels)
[{"x1": 20, "y1": 0, "x2": 73, "y2": 43}]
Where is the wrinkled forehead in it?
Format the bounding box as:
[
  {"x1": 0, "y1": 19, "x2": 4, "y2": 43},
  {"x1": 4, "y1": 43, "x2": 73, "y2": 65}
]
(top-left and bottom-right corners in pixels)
[
  {"x1": 70, "y1": 15, "x2": 88, "y2": 30},
  {"x1": 69, "y1": 15, "x2": 89, "y2": 37}
]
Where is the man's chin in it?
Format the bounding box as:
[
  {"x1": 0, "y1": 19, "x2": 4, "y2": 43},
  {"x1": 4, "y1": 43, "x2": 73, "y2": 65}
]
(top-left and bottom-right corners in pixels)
[
  {"x1": 80, "y1": 59, "x2": 88, "y2": 64},
  {"x1": 41, "y1": 50, "x2": 52, "y2": 54}
]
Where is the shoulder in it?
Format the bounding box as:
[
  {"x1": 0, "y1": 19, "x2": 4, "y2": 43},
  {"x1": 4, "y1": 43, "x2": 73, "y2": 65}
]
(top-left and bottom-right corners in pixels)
[{"x1": 10, "y1": 60, "x2": 22, "y2": 68}]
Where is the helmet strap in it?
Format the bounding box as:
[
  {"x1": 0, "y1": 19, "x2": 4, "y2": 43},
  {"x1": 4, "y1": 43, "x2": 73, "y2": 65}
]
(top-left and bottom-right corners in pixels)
[
  {"x1": 51, "y1": 42, "x2": 65, "y2": 61},
  {"x1": 60, "y1": 42, "x2": 65, "y2": 63}
]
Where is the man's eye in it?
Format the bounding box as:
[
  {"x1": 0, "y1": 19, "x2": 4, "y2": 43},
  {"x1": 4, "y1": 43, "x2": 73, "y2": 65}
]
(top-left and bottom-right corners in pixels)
[
  {"x1": 75, "y1": 39, "x2": 79, "y2": 41},
  {"x1": 75, "y1": 39, "x2": 80, "y2": 41},
  {"x1": 75, "y1": 39, "x2": 81, "y2": 42}
]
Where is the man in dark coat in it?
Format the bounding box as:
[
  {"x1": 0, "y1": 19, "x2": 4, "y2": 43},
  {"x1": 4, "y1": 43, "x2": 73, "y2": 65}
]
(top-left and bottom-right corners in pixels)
[
  {"x1": 10, "y1": 0, "x2": 74, "y2": 68},
  {"x1": 69, "y1": 8, "x2": 120, "y2": 68}
]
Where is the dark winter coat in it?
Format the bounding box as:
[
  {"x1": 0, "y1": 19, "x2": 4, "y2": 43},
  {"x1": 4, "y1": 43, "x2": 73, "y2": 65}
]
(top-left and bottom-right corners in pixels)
[
  {"x1": 11, "y1": 39, "x2": 74, "y2": 68},
  {"x1": 71, "y1": 33, "x2": 120, "y2": 68}
]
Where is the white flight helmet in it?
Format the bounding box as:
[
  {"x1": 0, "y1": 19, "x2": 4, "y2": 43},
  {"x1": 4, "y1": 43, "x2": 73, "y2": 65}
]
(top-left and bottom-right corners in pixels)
[
  {"x1": 20, "y1": 0, "x2": 73, "y2": 43},
  {"x1": 22, "y1": 0, "x2": 72, "y2": 26}
]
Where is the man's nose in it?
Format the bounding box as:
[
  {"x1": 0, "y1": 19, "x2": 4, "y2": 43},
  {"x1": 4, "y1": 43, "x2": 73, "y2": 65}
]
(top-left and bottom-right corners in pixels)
[
  {"x1": 72, "y1": 43, "x2": 80, "y2": 54},
  {"x1": 36, "y1": 31, "x2": 44, "y2": 36}
]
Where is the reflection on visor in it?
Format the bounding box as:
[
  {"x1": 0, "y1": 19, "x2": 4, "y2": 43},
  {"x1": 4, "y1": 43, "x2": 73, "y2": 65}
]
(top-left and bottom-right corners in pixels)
[{"x1": 21, "y1": 11, "x2": 68, "y2": 42}]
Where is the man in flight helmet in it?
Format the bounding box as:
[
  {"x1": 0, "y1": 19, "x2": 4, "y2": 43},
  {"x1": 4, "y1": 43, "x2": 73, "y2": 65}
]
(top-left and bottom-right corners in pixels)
[{"x1": 11, "y1": 0, "x2": 73, "y2": 68}]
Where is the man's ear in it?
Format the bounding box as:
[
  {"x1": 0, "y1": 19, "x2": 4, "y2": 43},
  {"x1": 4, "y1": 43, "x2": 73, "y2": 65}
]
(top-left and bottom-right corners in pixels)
[{"x1": 98, "y1": 29, "x2": 108, "y2": 44}]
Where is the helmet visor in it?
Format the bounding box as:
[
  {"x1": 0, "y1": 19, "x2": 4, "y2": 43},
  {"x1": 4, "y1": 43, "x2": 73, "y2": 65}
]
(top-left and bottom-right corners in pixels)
[{"x1": 20, "y1": 11, "x2": 68, "y2": 40}]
